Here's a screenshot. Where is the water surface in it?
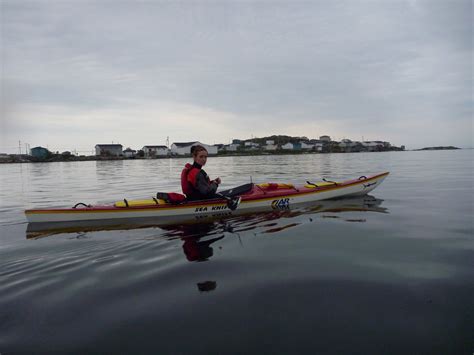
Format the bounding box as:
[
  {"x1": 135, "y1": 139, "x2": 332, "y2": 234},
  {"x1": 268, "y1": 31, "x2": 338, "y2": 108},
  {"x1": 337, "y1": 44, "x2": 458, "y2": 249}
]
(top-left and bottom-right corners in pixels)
[{"x1": 1, "y1": 151, "x2": 473, "y2": 354}]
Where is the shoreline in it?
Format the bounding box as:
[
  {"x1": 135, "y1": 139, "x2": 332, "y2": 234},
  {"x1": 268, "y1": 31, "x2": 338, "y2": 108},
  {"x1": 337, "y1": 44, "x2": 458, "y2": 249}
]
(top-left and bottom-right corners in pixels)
[
  {"x1": 0, "y1": 148, "x2": 436, "y2": 164},
  {"x1": 1, "y1": 146, "x2": 466, "y2": 164}
]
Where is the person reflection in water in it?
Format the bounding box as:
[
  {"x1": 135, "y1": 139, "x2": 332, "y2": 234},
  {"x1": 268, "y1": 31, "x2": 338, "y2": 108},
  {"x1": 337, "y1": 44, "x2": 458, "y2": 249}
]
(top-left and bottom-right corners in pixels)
[
  {"x1": 159, "y1": 222, "x2": 225, "y2": 262},
  {"x1": 182, "y1": 235, "x2": 224, "y2": 262}
]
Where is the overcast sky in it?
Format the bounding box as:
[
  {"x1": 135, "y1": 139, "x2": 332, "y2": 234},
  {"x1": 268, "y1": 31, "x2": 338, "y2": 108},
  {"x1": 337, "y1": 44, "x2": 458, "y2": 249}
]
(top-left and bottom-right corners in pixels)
[{"x1": 1, "y1": 0, "x2": 472, "y2": 153}]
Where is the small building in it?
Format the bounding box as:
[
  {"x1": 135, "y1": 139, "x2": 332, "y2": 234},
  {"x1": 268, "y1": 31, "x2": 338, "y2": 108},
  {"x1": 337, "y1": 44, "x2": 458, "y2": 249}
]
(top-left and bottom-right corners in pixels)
[
  {"x1": 244, "y1": 142, "x2": 260, "y2": 150},
  {"x1": 214, "y1": 144, "x2": 225, "y2": 152},
  {"x1": 281, "y1": 142, "x2": 294, "y2": 150},
  {"x1": 123, "y1": 148, "x2": 137, "y2": 158},
  {"x1": 264, "y1": 144, "x2": 277, "y2": 151},
  {"x1": 30, "y1": 146, "x2": 51, "y2": 159},
  {"x1": 339, "y1": 139, "x2": 356, "y2": 152},
  {"x1": 232, "y1": 139, "x2": 242, "y2": 145},
  {"x1": 170, "y1": 142, "x2": 218, "y2": 155},
  {"x1": 225, "y1": 143, "x2": 240, "y2": 152},
  {"x1": 266, "y1": 140, "x2": 275, "y2": 145},
  {"x1": 314, "y1": 143, "x2": 323, "y2": 152},
  {"x1": 95, "y1": 144, "x2": 123, "y2": 156},
  {"x1": 142, "y1": 145, "x2": 168, "y2": 157},
  {"x1": 300, "y1": 142, "x2": 314, "y2": 150},
  {"x1": 362, "y1": 141, "x2": 384, "y2": 151},
  {"x1": 293, "y1": 142, "x2": 302, "y2": 150}
]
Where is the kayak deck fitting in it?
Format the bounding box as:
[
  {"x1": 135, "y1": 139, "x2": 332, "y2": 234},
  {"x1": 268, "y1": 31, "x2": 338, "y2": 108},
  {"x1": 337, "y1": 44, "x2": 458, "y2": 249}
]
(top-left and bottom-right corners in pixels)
[{"x1": 25, "y1": 172, "x2": 389, "y2": 224}]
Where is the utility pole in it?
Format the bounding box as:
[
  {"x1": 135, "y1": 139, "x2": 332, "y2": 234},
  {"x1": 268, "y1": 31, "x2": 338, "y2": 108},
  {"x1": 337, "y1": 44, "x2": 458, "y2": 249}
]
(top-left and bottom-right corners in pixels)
[
  {"x1": 18, "y1": 140, "x2": 21, "y2": 155},
  {"x1": 166, "y1": 136, "x2": 169, "y2": 148}
]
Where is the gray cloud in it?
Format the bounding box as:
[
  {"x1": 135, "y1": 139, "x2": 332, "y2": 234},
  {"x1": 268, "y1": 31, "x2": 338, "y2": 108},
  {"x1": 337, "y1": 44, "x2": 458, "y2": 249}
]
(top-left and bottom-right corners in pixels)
[{"x1": 1, "y1": 0, "x2": 472, "y2": 152}]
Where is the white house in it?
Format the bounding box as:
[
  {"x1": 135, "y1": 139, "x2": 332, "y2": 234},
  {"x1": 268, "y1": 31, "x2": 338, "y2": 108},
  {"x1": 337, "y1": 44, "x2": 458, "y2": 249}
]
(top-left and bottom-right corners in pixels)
[
  {"x1": 244, "y1": 141, "x2": 259, "y2": 148},
  {"x1": 170, "y1": 142, "x2": 218, "y2": 155},
  {"x1": 264, "y1": 144, "x2": 278, "y2": 151},
  {"x1": 300, "y1": 142, "x2": 314, "y2": 150},
  {"x1": 266, "y1": 140, "x2": 275, "y2": 145},
  {"x1": 282, "y1": 143, "x2": 294, "y2": 150},
  {"x1": 243, "y1": 142, "x2": 259, "y2": 150},
  {"x1": 142, "y1": 145, "x2": 169, "y2": 157},
  {"x1": 95, "y1": 144, "x2": 123, "y2": 156},
  {"x1": 362, "y1": 141, "x2": 384, "y2": 151},
  {"x1": 339, "y1": 139, "x2": 357, "y2": 152},
  {"x1": 123, "y1": 148, "x2": 136, "y2": 158},
  {"x1": 225, "y1": 143, "x2": 240, "y2": 151}
]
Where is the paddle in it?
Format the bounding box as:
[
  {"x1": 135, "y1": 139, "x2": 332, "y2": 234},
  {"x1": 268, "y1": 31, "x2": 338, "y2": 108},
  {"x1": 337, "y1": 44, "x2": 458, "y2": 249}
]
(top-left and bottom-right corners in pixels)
[{"x1": 215, "y1": 193, "x2": 242, "y2": 211}]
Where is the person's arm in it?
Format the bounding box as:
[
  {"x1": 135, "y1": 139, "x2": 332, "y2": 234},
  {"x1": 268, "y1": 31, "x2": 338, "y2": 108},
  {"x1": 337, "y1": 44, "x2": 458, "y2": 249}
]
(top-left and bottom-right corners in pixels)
[{"x1": 195, "y1": 171, "x2": 218, "y2": 195}]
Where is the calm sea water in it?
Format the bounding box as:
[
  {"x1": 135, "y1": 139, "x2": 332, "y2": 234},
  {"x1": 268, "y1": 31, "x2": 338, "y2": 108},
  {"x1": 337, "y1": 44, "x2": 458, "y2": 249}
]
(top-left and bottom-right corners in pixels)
[{"x1": 1, "y1": 151, "x2": 473, "y2": 354}]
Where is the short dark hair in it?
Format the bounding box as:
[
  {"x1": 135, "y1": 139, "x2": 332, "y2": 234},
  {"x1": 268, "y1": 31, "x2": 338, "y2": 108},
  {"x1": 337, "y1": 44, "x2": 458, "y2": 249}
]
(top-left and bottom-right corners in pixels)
[{"x1": 191, "y1": 145, "x2": 207, "y2": 156}]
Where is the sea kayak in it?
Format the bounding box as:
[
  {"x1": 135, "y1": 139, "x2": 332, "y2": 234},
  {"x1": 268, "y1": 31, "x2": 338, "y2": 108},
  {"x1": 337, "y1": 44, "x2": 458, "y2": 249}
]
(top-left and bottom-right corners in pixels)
[
  {"x1": 26, "y1": 194, "x2": 387, "y2": 239},
  {"x1": 25, "y1": 172, "x2": 389, "y2": 224}
]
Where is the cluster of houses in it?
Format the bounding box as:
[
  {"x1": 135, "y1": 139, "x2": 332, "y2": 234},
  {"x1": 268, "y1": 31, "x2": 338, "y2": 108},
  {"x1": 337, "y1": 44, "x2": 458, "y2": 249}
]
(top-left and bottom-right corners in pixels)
[
  {"x1": 95, "y1": 142, "x2": 215, "y2": 158},
  {"x1": 0, "y1": 136, "x2": 404, "y2": 163},
  {"x1": 94, "y1": 136, "x2": 400, "y2": 158}
]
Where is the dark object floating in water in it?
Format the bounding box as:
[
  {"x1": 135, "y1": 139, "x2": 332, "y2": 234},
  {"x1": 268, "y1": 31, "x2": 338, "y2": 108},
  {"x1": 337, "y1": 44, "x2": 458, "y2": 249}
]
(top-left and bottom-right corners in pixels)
[{"x1": 197, "y1": 281, "x2": 217, "y2": 292}]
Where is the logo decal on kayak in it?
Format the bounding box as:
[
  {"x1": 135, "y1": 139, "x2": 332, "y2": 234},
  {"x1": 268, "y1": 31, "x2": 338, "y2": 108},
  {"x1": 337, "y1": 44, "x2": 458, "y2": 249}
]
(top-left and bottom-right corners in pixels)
[
  {"x1": 271, "y1": 198, "x2": 290, "y2": 209},
  {"x1": 363, "y1": 182, "x2": 377, "y2": 189}
]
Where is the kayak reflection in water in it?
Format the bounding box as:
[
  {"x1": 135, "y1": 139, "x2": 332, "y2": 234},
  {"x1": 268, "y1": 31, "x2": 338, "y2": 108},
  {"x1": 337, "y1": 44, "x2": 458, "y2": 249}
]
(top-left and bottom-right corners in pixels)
[{"x1": 181, "y1": 145, "x2": 221, "y2": 201}]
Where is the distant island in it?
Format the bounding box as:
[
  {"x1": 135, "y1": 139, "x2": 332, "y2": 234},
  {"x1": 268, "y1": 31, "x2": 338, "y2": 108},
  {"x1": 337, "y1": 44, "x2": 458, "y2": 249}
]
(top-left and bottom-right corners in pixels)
[{"x1": 415, "y1": 146, "x2": 460, "y2": 151}]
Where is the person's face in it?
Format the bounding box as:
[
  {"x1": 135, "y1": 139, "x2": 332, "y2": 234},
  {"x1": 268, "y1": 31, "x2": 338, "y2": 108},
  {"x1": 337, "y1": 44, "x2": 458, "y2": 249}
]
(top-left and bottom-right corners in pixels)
[{"x1": 194, "y1": 150, "x2": 208, "y2": 166}]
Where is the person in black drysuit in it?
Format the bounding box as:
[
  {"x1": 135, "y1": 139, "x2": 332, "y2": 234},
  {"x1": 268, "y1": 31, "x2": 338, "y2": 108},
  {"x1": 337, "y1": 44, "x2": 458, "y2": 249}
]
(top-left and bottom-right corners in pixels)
[{"x1": 181, "y1": 145, "x2": 221, "y2": 201}]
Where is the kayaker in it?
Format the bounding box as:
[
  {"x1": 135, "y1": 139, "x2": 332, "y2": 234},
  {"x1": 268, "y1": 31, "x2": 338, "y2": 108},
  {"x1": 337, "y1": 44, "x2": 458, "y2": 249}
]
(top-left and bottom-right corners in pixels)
[{"x1": 181, "y1": 145, "x2": 221, "y2": 200}]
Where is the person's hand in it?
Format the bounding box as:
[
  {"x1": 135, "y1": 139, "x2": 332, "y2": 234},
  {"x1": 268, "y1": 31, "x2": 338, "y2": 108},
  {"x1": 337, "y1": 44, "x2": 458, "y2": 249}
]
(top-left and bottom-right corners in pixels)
[{"x1": 215, "y1": 177, "x2": 221, "y2": 185}]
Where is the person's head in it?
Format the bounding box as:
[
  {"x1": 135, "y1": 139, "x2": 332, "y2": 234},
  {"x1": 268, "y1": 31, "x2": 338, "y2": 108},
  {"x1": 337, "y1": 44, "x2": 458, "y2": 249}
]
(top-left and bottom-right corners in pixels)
[{"x1": 191, "y1": 145, "x2": 208, "y2": 166}]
